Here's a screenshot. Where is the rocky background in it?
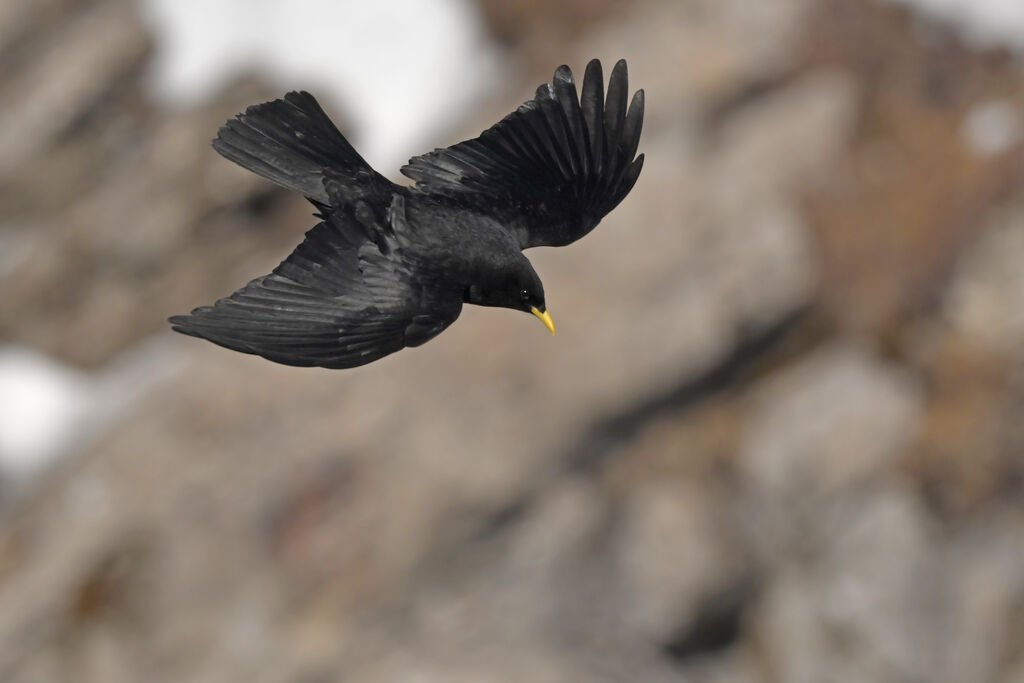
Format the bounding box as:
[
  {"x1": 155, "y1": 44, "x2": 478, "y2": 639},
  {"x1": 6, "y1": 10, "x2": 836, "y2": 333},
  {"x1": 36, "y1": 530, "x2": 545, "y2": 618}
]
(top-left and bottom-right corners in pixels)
[{"x1": 2, "y1": 0, "x2": 1024, "y2": 681}]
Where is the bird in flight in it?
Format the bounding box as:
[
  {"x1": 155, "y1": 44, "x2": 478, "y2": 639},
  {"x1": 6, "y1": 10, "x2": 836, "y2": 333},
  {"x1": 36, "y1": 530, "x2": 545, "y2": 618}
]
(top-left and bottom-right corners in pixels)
[{"x1": 170, "y1": 59, "x2": 645, "y2": 369}]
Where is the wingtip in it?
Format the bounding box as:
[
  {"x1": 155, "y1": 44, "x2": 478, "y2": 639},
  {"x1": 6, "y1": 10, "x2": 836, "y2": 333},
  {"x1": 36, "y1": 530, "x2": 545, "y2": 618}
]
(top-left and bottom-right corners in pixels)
[
  {"x1": 283, "y1": 90, "x2": 319, "y2": 109},
  {"x1": 611, "y1": 59, "x2": 628, "y2": 82},
  {"x1": 629, "y1": 89, "x2": 645, "y2": 121},
  {"x1": 621, "y1": 89, "x2": 644, "y2": 162},
  {"x1": 168, "y1": 314, "x2": 197, "y2": 337},
  {"x1": 630, "y1": 152, "x2": 645, "y2": 174}
]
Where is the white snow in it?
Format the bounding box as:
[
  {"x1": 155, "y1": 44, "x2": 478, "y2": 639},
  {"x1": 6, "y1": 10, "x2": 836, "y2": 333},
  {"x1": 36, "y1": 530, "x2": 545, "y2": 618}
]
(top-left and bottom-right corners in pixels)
[
  {"x1": 962, "y1": 100, "x2": 1023, "y2": 158},
  {"x1": 0, "y1": 347, "x2": 91, "y2": 476},
  {"x1": 0, "y1": 336, "x2": 185, "y2": 481},
  {"x1": 137, "y1": 0, "x2": 502, "y2": 171},
  {"x1": 888, "y1": 0, "x2": 1024, "y2": 52}
]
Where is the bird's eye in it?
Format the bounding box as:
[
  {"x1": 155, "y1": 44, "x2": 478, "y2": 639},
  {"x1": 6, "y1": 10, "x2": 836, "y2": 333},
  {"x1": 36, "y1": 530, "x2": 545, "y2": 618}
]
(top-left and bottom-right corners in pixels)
[{"x1": 520, "y1": 289, "x2": 530, "y2": 301}]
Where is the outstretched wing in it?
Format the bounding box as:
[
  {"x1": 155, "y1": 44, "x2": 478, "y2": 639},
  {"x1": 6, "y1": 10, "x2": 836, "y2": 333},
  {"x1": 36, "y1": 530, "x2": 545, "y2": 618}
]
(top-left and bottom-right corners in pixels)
[
  {"x1": 169, "y1": 196, "x2": 462, "y2": 369},
  {"x1": 401, "y1": 59, "x2": 644, "y2": 249}
]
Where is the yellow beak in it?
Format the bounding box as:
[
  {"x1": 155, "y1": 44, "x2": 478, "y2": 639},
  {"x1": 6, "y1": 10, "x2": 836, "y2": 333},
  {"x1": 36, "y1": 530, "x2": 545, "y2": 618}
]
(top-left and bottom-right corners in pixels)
[{"x1": 531, "y1": 306, "x2": 556, "y2": 335}]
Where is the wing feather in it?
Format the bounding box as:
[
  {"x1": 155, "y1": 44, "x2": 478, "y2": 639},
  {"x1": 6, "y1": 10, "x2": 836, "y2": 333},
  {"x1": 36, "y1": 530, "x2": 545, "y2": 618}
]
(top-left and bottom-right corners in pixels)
[
  {"x1": 170, "y1": 197, "x2": 462, "y2": 369},
  {"x1": 401, "y1": 58, "x2": 644, "y2": 248}
]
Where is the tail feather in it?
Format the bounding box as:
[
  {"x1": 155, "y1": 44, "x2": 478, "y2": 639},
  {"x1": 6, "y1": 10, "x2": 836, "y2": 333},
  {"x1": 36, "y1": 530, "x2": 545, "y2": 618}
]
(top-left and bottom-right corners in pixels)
[{"x1": 212, "y1": 91, "x2": 392, "y2": 205}]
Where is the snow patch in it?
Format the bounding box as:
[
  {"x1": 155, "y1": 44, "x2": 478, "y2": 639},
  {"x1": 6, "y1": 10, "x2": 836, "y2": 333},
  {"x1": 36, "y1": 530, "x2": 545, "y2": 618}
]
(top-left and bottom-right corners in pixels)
[
  {"x1": 888, "y1": 0, "x2": 1024, "y2": 52},
  {"x1": 137, "y1": 0, "x2": 502, "y2": 171},
  {"x1": 0, "y1": 348, "x2": 90, "y2": 476},
  {"x1": 0, "y1": 335, "x2": 186, "y2": 481},
  {"x1": 962, "y1": 100, "x2": 1023, "y2": 158}
]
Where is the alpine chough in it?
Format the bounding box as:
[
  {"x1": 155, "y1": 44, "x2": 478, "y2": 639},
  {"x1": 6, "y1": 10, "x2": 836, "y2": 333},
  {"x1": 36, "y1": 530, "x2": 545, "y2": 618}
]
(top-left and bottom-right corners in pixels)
[{"x1": 170, "y1": 59, "x2": 645, "y2": 369}]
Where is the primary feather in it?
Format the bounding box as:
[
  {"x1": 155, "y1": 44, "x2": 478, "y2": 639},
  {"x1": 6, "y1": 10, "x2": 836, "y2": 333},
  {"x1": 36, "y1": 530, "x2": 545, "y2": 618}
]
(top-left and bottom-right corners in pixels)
[{"x1": 402, "y1": 58, "x2": 645, "y2": 248}]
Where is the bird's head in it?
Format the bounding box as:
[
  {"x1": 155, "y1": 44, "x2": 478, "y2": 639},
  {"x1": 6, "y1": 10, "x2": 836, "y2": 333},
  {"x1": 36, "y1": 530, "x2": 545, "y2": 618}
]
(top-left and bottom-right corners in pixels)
[{"x1": 465, "y1": 255, "x2": 555, "y2": 334}]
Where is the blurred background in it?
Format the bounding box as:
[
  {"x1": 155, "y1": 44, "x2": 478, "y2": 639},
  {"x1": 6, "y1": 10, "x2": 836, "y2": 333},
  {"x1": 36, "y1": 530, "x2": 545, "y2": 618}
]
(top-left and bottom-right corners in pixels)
[{"x1": 1, "y1": 0, "x2": 1024, "y2": 680}]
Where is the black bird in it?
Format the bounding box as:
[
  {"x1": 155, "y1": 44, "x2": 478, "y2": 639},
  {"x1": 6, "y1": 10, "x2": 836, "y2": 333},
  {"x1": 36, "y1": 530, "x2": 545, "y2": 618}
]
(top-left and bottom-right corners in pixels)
[{"x1": 170, "y1": 59, "x2": 644, "y2": 369}]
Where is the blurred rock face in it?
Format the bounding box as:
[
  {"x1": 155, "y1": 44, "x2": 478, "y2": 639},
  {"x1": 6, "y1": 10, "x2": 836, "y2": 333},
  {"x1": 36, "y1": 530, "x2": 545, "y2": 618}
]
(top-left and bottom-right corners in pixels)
[{"x1": 1, "y1": 0, "x2": 1024, "y2": 682}]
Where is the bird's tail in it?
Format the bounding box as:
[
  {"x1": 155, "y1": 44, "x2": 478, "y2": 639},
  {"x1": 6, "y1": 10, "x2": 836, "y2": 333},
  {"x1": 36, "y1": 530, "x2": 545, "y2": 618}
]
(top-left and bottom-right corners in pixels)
[{"x1": 212, "y1": 91, "x2": 392, "y2": 205}]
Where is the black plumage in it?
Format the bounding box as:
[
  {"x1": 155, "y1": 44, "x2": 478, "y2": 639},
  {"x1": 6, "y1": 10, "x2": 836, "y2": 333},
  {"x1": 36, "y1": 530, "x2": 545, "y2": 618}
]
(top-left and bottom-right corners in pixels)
[{"x1": 170, "y1": 59, "x2": 645, "y2": 369}]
